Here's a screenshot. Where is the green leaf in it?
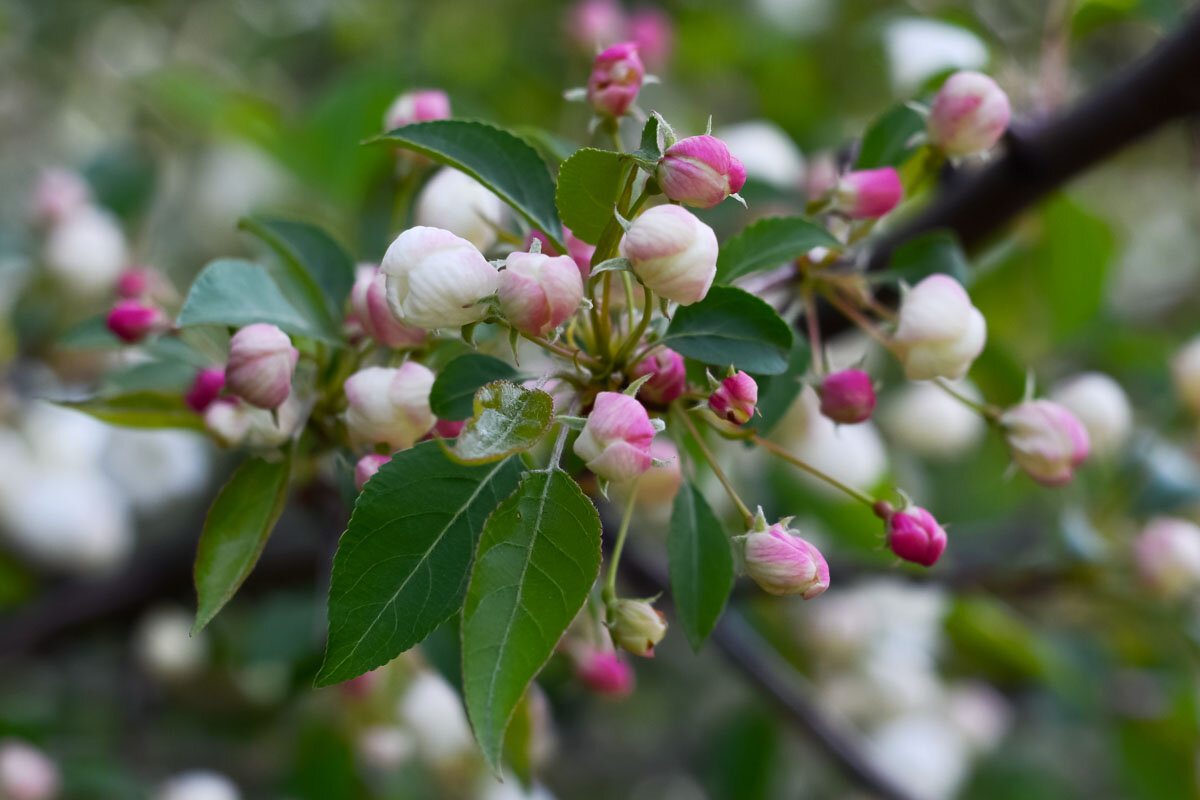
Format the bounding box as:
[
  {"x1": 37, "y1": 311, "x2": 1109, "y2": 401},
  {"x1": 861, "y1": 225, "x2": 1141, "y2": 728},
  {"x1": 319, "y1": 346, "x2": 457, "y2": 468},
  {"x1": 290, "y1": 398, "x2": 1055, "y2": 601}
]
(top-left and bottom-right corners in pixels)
[
  {"x1": 884, "y1": 230, "x2": 970, "y2": 285},
  {"x1": 750, "y1": 334, "x2": 811, "y2": 435},
  {"x1": 57, "y1": 315, "x2": 120, "y2": 350},
  {"x1": 376, "y1": 120, "x2": 563, "y2": 250},
  {"x1": 462, "y1": 468, "x2": 602, "y2": 771},
  {"x1": 61, "y1": 392, "x2": 205, "y2": 431},
  {"x1": 668, "y1": 482, "x2": 735, "y2": 651},
  {"x1": 316, "y1": 443, "x2": 524, "y2": 687},
  {"x1": 662, "y1": 286, "x2": 794, "y2": 374},
  {"x1": 502, "y1": 686, "x2": 541, "y2": 788},
  {"x1": 554, "y1": 148, "x2": 626, "y2": 245},
  {"x1": 715, "y1": 217, "x2": 841, "y2": 285},
  {"x1": 631, "y1": 114, "x2": 662, "y2": 165},
  {"x1": 238, "y1": 216, "x2": 356, "y2": 328},
  {"x1": 443, "y1": 381, "x2": 554, "y2": 465},
  {"x1": 100, "y1": 360, "x2": 198, "y2": 396},
  {"x1": 193, "y1": 452, "x2": 292, "y2": 632},
  {"x1": 856, "y1": 104, "x2": 926, "y2": 169},
  {"x1": 430, "y1": 353, "x2": 521, "y2": 420},
  {"x1": 177, "y1": 258, "x2": 342, "y2": 343}
]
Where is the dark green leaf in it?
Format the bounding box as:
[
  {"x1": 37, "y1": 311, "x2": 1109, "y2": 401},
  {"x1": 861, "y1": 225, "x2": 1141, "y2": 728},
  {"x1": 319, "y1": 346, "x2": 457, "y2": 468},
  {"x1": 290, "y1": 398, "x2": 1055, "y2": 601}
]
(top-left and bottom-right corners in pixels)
[
  {"x1": 376, "y1": 120, "x2": 563, "y2": 250},
  {"x1": 715, "y1": 217, "x2": 840, "y2": 285},
  {"x1": 885, "y1": 229, "x2": 970, "y2": 285},
  {"x1": 503, "y1": 687, "x2": 541, "y2": 788},
  {"x1": 430, "y1": 352, "x2": 521, "y2": 420},
  {"x1": 61, "y1": 392, "x2": 205, "y2": 431},
  {"x1": 84, "y1": 143, "x2": 157, "y2": 222},
  {"x1": 443, "y1": 381, "x2": 554, "y2": 465},
  {"x1": 856, "y1": 104, "x2": 926, "y2": 169},
  {"x1": 462, "y1": 469, "x2": 601, "y2": 771},
  {"x1": 663, "y1": 286, "x2": 794, "y2": 374},
  {"x1": 193, "y1": 453, "x2": 292, "y2": 632},
  {"x1": 316, "y1": 443, "x2": 523, "y2": 686},
  {"x1": 554, "y1": 148, "x2": 626, "y2": 245},
  {"x1": 668, "y1": 482, "x2": 735, "y2": 651},
  {"x1": 238, "y1": 216, "x2": 356, "y2": 328}
]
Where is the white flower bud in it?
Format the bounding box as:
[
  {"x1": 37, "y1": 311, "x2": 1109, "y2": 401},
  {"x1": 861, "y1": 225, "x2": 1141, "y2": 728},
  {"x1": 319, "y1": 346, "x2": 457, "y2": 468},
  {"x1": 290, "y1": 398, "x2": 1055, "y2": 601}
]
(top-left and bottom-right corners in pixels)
[
  {"x1": 415, "y1": 168, "x2": 506, "y2": 252},
  {"x1": 1171, "y1": 335, "x2": 1200, "y2": 415},
  {"x1": 497, "y1": 251, "x2": 584, "y2": 336},
  {"x1": 134, "y1": 607, "x2": 209, "y2": 682},
  {"x1": 0, "y1": 740, "x2": 59, "y2": 800},
  {"x1": 380, "y1": 226, "x2": 500, "y2": 329},
  {"x1": 893, "y1": 275, "x2": 986, "y2": 381},
  {"x1": 42, "y1": 206, "x2": 127, "y2": 296},
  {"x1": 620, "y1": 205, "x2": 718, "y2": 305},
  {"x1": 1049, "y1": 372, "x2": 1132, "y2": 459},
  {"x1": 343, "y1": 364, "x2": 435, "y2": 450},
  {"x1": 1134, "y1": 517, "x2": 1200, "y2": 598},
  {"x1": 398, "y1": 672, "x2": 473, "y2": 762},
  {"x1": 1000, "y1": 400, "x2": 1089, "y2": 487},
  {"x1": 155, "y1": 771, "x2": 240, "y2": 800},
  {"x1": 879, "y1": 379, "x2": 985, "y2": 460},
  {"x1": 225, "y1": 324, "x2": 298, "y2": 410},
  {"x1": 927, "y1": 71, "x2": 1011, "y2": 157}
]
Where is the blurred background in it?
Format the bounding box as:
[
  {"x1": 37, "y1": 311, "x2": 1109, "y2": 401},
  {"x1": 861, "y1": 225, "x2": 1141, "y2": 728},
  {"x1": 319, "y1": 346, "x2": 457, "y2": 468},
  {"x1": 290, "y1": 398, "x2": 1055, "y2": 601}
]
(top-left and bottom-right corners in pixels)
[{"x1": 3, "y1": 0, "x2": 1200, "y2": 797}]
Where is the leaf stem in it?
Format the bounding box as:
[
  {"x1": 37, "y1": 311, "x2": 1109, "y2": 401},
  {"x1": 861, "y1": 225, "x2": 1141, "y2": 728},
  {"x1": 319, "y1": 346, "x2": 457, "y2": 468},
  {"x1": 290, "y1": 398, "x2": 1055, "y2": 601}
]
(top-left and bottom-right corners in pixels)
[
  {"x1": 675, "y1": 406, "x2": 754, "y2": 526},
  {"x1": 602, "y1": 480, "x2": 639, "y2": 604},
  {"x1": 750, "y1": 433, "x2": 877, "y2": 508},
  {"x1": 933, "y1": 377, "x2": 998, "y2": 420}
]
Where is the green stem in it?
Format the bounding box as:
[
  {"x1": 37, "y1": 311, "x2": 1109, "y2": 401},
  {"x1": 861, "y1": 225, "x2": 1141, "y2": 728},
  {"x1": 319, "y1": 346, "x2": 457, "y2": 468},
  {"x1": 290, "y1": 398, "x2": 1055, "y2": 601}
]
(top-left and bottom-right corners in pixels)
[
  {"x1": 675, "y1": 406, "x2": 754, "y2": 526},
  {"x1": 603, "y1": 480, "x2": 639, "y2": 604},
  {"x1": 933, "y1": 377, "x2": 998, "y2": 420},
  {"x1": 519, "y1": 330, "x2": 602, "y2": 370},
  {"x1": 612, "y1": 280, "x2": 655, "y2": 368},
  {"x1": 751, "y1": 434, "x2": 877, "y2": 508}
]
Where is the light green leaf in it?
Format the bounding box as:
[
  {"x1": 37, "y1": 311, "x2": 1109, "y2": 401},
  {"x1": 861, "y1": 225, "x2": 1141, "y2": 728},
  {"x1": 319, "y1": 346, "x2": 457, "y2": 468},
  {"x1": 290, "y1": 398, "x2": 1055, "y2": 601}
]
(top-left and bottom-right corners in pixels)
[
  {"x1": 630, "y1": 114, "x2": 662, "y2": 167},
  {"x1": 443, "y1": 381, "x2": 554, "y2": 465},
  {"x1": 193, "y1": 452, "x2": 292, "y2": 632},
  {"x1": 715, "y1": 217, "x2": 841, "y2": 285},
  {"x1": 430, "y1": 353, "x2": 521, "y2": 420},
  {"x1": 662, "y1": 286, "x2": 794, "y2": 374},
  {"x1": 668, "y1": 482, "x2": 735, "y2": 651},
  {"x1": 856, "y1": 104, "x2": 926, "y2": 169},
  {"x1": 57, "y1": 315, "x2": 121, "y2": 350},
  {"x1": 376, "y1": 120, "x2": 563, "y2": 250},
  {"x1": 555, "y1": 148, "x2": 626, "y2": 245},
  {"x1": 462, "y1": 469, "x2": 601, "y2": 771},
  {"x1": 100, "y1": 360, "x2": 199, "y2": 396},
  {"x1": 884, "y1": 229, "x2": 970, "y2": 285},
  {"x1": 177, "y1": 258, "x2": 342, "y2": 343},
  {"x1": 316, "y1": 443, "x2": 524, "y2": 686},
  {"x1": 61, "y1": 392, "x2": 205, "y2": 431}
]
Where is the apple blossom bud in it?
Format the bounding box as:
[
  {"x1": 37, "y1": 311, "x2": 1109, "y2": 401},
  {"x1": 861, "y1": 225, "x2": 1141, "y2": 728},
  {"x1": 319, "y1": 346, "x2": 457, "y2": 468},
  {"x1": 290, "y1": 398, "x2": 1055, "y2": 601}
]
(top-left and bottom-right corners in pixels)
[
  {"x1": 225, "y1": 323, "x2": 298, "y2": 410},
  {"x1": 709, "y1": 371, "x2": 758, "y2": 425},
  {"x1": 380, "y1": 226, "x2": 500, "y2": 329},
  {"x1": 434, "y1": 418, "x2": 466, "y2": 438},
  {"x1": 184, "y1": 367, "x2": 226, "y2": 414},
  {"x1": 835, "y1": 167, "x2": 903, "y2": 219},
  {"x1": 354, "y1": 454, "x2": 391, "y2": 491},
  {"x1": 818, "y1": 369, "x2": 876, "y2": 424},
  {"x1": 574, "y1": 646, "x2": 634, "y2": 696},
  {"x1": 609, "y1": 598, "x2": 666, "y2": 657},
  {"x1": 203, "y1": 399, "x2": 252, "y2": 447},
  {"x1": 43, "y1": 206, "x2": 127, "y2": 297},
  {"x1": 350, "y1": 264, "x2": 426, "y2": 348},
  {"x1": 893, "y1": 274, "x2": 987, "y2": 381},
  {"x1": 414, "y1": 168, "x2": 507, "y2": 252},
  {"x1": 1000, "y1": 400, "x2": 1089, "y2": 487},
  {"x1": 106, "y1": 300, "x2": 167, "y2": 343},
  {"x1": 526, "y1": 227, "x2": 596, "y2": 280},
  {"x1": 135, "y1": 606, "x2": 209, "y2": 682},
  {"x1": 566, "y1": 0, "x2": 625, "y2": 49},
  {"x1": 883, "y1": 505, "x2": 948, "y2": 566},
  {"x1": 155, "y1": 770, "x2": 241, "y2": 800},
  {"x1": 620, "y1": 205, "x2": 718, "y2": 305},
  {"x1": 0, "y1": 740, "x2": 59, "y2": 800},
  {"x1": 927, "y1": 71, "x2": 1011, "y2": 157},
  {"x1": 498, "y1": 251, "x2": 585, "y2": 336},
  {"x1": 1134, "y1": 517, "x2": 1200, "y2": 598},
  {"x1": 1171, "y1": 335, "x2": 1200, "y2": 415},
  {"x1": 344, "y1": 363, "x2": 436, "y2": 450},
  {"x1": 629, "y1": 7, "x2": 673, "y2": 70},
  {"x1": 629, "y1": 347, "x2": 686, "y2": 405},
  {"x1": 383, "y1": 89, "x2": 450, "y2": 131},
  {"x1": 587, "y1": 42, "x2": 644, "y2": 118},
  {"x1": 1049, "y1": 372, "x2": 1132, "y2": 459},
  {"x1": 573, "y1": 392, "x2": 655, "y2": 483},
  {"x1": 30, "y1": 167, "x2": 90, "y2": 227},
  {"x1": 656, "y1": 135, "x2": 747, "y2": 209},
  {"x1": 115, "y1": 266, "x2": 168, "y2": 300},
  {"x1": 737, "y1": 520, "x2": 830, "y2": 598}
]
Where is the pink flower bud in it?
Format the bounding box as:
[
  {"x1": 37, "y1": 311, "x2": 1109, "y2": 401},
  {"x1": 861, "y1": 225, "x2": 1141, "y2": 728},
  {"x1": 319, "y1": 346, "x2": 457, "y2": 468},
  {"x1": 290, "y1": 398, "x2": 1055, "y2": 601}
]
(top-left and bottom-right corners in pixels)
[
  {"x1": 184, "y1": 367, "x2": 226, "y2": 414},
  {"x1": 339, "y1": 668, "x2": 381, "y2": 699},
  {"x1": 620, "y1": 205, "x2": 718, "y2": 305},
  {"x1": 708, "y1": 371, "x2": 758, "y2": 425},
  {"x1": 30, "y1": 167, "x2": 90, "y2": 227},
  {"x1": 1134, "y1": 517, "x2": 1200, "y2": 598},
  {"x1": 433, "y1": 418, "x2": 466, "y2": 438},
  {"x1": 737, "y1": 521, "x2": 829, "y2": 598},
  {"x1": 885, "y1": 506, "x2": 947, "y2": 566},
  {"x1": 819, "y1": 369, "x2": 876, "y2": 424},
  {"x1": 1000, "y1": 400, "x2": 1089, "y2": 487},
  {"x1": 609, "y1": 598, "x2": 666, "y2": 657},
  {"x1": 0, "y1": 739, "x2": 60, "y2": 800},
  {"x1": 629, "y1": 347, "x2": 686, "y2": 406},
  {"x1": 526, "y1": 227, "x2": 596, "y2": 280},
  {"x1": 574, "y1": 646, "x2": 634, "y2": 696},
  {"x1": 927, "y1": 71, "x2": 1011, "y2": 157},
  {"x1": 893, "y1": 274, "x2": 987, "y2": 381},
  {"x1": 566, "y1": 0, "x2": 625, "y2": 49},
  {"x1": 497, "y1": 251, "x2": 585, "y2": 336},
  {"x1": 586, "y1": 42, "x2": 644, "y2": 118},
  {"x1": 380, "y1": 226, "x2": 499, "y2": 329},
  {"x1": 115, "y1": 266, "x2": 161, "y2": 300},
  {"x1": 354, "y1": 454, "x2": 391, "y2": 492},
  {"x1": 656, "y1": 135, "x2": 746, "y2": 209},
  {"x1": 835, "y1": 167, "x2": 903, "y2": 219},
  {"x1": 344, "y1": 363, "x2": 436, "y2": 450},
  {"x1": 383, "y1": 89, "x2": 451, "y2": 131},
  {"x1": 629, "y1": 7, "x2": 673, "y2": 70},
  {"x1": 225, "y1": 323, "x2": 298, "y2": 410},
  {"x1": 350, "y1": 264, "x2": 426, "y2": 348},
  {"x1": 105, "y1": 300, "x2": 167, "y2": 343},
  {"x1": 573, "y1": 392, "x2": 656, "y2": 483}
]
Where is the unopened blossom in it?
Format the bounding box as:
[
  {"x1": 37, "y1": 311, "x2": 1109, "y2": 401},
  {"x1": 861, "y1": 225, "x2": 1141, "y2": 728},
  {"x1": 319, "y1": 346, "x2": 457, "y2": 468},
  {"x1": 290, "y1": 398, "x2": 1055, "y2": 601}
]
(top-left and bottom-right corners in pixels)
[
  {"x1": 709, "y1": 371, "x2": 758, "y2": 425},
  {"x1": 620, "y1": 204, "x2": 718, "y2": 305},
  {"x1": 498, "y1": 250, "x2": 584, "y2": 336},
  {"x1": 398, "y1": 672, "x2": 474, "y2": 762},
  {"x1": 225, "y1": 323, "x2": 298, "y2": 410},
  {"x1": 106, "y1": 300, "x2": 167, "y2": 343},
  {"x1": 609, "y1": 598, "x2": 667, "y2": 656},
  {"x1": 382, "y1": 89, "x2": 450, "y2": 131},
  {"x1": 586, "y1": 42, "x2": 644, "y2": 118},
  {"x1": 414, "y1": 168, "x2": 507, "y2": 252},
  {"x1": 350, "y1": 264, "x2": 426, "y2": 348},
  {"x1": 573, "y1": 392, "x2": 655, "y2": 483},
  {"x1": 43, "y1": 206, "x2": 127, "y2": 296},
  {"x1": 628, "y1": 6, "x2": 673, "y2": 69},
  {"x1": 819, "y1": 369, "x2": 877, "y2": 424},
  {"x1": 629, "y1": 347, "x2": 686, "y2": 406},
  {"x1": 1049, "y1": 372, "x2": 1132, "y2": 459},
  {"x1": 203, "y1": 398, "x2": 252, "y2": 447},
  {"x1": 343, "y1": 363, "x2": 436, "y2": 450},
  {"x1": 716, "y1": 121, "x2": 806, "y2": 190},
  {"x1": 1171, "y1": 335, "x2": 1200, "y2": 415},
  {"x1": 835, "y1": 167, "x2": 903, "y2": 218},
  {"x1": 0, "y1": 739, "x2": 60, "y2": 800},
  {"x1": 357, "y1": 726, "x2": 415, "y2": 771},
  {"x1": 135, "y1": 606, "x2": 209, "y2": 682},
  {"x1": 893, "y1": 274, "x2": 986, "y2": 381},
  {"x1": 526, "y1": 227, "x2": 597, "y2": 280},
  {"x1": 1134, "y1": 517, "x2": 1200, "y2": 598},
  {"x1": 879, "y1": 379, "x2": 986, "y2": 460},
  {"x1": 656, "y1": 135, "x2": 747, "y2": 209},
  {"x1": 573, "y1": 645, "x2": 634, "y2": 696},
  {"x1": 927, "y1": 71, "x2": 1011, "y2": 156},
  {"x1": 354, "y1": 454, "x2": 391, "y2": 492},
  {"x1": 1000, "y1": 400, "x2": 1089, "y2": 487},
  {"x1": 737, "y1": 520, "x2": 830, "y2": 598},
  {"x1": 115, "y1": 266, "x2": 174, "y2": 303},
  {"x1": 883, "y1": 505, "x2": 948, "y2": 567},
  {"x1": 380, "y1": 226, "x2": 500, "y2": 329},
  {"x1": 184, "y1": 367, "x2": 226, "y2": 414},
  {"x1": 566, "y1": 0, "x2": 625, "y2": 49},
  {"x1": 30, "y1": 167, "x2": 90, "y2": 227},
  {"x1": 155, "y1": 770, "x2": 241, "y2": 800}
]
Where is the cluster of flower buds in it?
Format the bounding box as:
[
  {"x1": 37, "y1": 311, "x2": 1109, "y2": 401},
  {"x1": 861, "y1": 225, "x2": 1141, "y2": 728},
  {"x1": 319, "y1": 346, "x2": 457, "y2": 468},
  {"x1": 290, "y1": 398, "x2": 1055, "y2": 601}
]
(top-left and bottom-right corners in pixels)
[
  {"x1": 225, "y1": 323, "x2": 298, "y2": 410},
  {"x1": 736, "y1": 513, "x2": 830, "y2": 598}
]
